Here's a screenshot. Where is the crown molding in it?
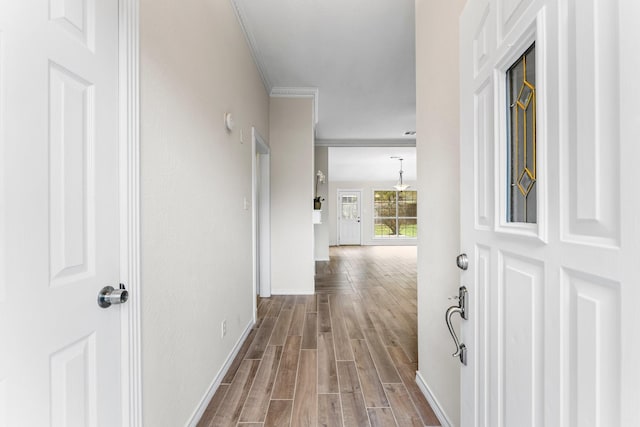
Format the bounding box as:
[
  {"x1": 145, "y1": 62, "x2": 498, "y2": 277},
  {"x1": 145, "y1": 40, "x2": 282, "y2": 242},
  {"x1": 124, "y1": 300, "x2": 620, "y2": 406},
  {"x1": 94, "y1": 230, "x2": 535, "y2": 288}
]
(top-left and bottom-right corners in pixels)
[
  {"x1": 270, "y1": 87, "x2": 319, "y2": 125},
  {"x1": 229, "y1": 0, "x2": 272, "y2": 92},
  {"x1": 315, "y1": 138, "x2": 416, "y2": 147}
]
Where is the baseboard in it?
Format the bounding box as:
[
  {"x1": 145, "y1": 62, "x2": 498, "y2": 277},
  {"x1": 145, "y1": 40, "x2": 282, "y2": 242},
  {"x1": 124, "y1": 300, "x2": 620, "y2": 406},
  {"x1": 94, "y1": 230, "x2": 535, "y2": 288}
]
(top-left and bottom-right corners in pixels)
[
  {"x1": 415, "y1": 371, "x2": 454, "y2": 427},
  {"x1": 270, "y1": 290, "x2": 315, "y2": 295},
  {"x1": 185, "y1": 319, "x2": 254, "y2": 427},
  {"x1": 367, "y1": 240, "x2": 418, "y2": 247},
  {"x1": 314, "y1": 257, "x2": 330, "y2": 261}
]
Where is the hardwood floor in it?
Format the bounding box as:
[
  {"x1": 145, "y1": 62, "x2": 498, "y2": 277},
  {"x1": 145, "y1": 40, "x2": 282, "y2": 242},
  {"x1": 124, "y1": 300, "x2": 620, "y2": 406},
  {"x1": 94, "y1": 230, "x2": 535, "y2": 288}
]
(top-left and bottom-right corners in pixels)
[{"x1": 198, "y1": 246, "x2": 440, "y2": 427}]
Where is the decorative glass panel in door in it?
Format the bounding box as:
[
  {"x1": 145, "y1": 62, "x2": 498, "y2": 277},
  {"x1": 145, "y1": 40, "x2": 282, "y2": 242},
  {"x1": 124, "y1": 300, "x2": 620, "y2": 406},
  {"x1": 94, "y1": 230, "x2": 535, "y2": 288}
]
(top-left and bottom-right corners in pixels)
[
  {"x1": 341, "y1": 195, "x2": 359, "y2": 219},
  {"x1": 507, "y1": 44, "x2": 537, "y2": 223}
]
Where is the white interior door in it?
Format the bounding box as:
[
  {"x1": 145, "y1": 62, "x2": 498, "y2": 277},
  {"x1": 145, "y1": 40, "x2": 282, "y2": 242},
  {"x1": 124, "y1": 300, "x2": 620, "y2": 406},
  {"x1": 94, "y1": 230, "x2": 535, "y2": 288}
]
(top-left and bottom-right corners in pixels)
[
  {"x1": 0, "y1": 1, "x2": 123, "y2": 425},
  {"x1": 460, "y1": 0, "x2": 640, "y2": 426},
  {"x1": 338, "y1": 190, "x2": 361, "y2": 245}
]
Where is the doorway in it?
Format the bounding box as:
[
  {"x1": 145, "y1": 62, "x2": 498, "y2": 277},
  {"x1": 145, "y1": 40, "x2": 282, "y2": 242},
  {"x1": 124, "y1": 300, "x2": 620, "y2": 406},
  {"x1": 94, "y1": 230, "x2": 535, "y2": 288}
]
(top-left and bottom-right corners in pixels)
[{"x1": 252, "y1": 128, "x2": 271, "y2": 313}]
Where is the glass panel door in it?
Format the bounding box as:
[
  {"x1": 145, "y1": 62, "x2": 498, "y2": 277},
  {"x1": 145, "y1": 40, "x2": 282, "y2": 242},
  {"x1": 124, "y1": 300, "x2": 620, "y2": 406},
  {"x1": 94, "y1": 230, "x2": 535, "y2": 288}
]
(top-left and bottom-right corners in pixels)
[{"x1": 507, "y1": 43, "x2": 537, "y2": 223}]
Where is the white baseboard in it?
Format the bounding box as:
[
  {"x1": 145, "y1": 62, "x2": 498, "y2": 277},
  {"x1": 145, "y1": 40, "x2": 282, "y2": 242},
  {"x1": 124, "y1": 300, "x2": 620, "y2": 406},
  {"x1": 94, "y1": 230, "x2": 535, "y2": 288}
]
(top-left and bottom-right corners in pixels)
[
  {"x1": 185, "y1": 320, "x2": 254, "y2": 427},
  {"x1": 314, "y1": 257, "x2": 330, "y2": 261},
  {"x1": 415, "y1": 371, "x2": 454, "y2": 427},
  {"x1": 270, "y1": 290, "x2": 315, "y2": 295}
]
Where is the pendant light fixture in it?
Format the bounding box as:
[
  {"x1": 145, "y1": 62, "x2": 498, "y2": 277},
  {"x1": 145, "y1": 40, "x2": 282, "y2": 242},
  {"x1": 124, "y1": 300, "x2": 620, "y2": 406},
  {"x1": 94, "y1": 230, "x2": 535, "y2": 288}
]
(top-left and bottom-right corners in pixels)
[{"x1": 391, "y1": 157, "x2": 410, "y2": 191}]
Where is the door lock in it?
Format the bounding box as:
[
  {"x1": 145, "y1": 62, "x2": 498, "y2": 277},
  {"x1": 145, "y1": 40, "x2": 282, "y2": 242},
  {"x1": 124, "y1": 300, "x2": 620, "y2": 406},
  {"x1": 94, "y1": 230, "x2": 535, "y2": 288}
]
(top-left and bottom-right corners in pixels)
[
  {"x1": 456, "y1": 253, "x2": 468, "y2": 270},
  {"x1": 97, "y1": 284, "x2": 129, "y2": 308},
  {"x1": 445, "y1": 286, "x2": 468, "y2": 365}
]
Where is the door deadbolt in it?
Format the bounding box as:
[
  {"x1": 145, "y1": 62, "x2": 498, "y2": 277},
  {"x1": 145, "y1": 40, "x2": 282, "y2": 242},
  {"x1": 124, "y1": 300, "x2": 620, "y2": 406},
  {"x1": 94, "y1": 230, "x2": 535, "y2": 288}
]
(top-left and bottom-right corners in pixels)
[
  {"x1": 97, "y1": 284, "x2": 129, "y2": 308},
  {"x1": 456, "y1": 253, "x2": 468, "y2": 270}
]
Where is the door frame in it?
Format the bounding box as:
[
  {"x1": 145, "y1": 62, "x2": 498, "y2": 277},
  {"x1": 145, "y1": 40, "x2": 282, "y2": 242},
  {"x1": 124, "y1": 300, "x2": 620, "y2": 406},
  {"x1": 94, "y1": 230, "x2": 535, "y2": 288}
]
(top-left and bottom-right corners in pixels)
[
  {"x1": 252, "y1": 127, "x2": 271, "y2": 321},
  {"x1": 118, "y1": 1, "x2": 143, "y2": 425},
  {"x1": 337, "y1": 189, "x2": 363, "y2": 245}
]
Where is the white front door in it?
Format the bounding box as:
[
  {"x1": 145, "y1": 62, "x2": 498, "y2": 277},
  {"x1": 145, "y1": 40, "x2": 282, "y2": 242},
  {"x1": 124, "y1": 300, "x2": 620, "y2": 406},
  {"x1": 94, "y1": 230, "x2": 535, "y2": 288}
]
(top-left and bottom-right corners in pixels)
[
  {"x1": 460, "y1": 0, "x2": 640, "y2": 426},
  {"x1": 338, "y1": 190, "x2": 361, "y2": 245},
  {"x1": 0, "y1": 0, "x2": 123, "y2": 425}
]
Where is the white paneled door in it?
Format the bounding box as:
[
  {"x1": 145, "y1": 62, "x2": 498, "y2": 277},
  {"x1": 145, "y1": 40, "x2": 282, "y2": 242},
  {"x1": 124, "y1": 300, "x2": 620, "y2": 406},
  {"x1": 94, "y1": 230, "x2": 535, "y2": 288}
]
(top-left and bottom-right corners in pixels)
[
  {"x1": 0, "y1": 1, "x2": 123, "y2": 426},
  {"x1": 460, "y1": 0, "x2": 640, "y2": 426},
  {"x1": 338, "y1": 190, "x2": 362, "y2": 245}
]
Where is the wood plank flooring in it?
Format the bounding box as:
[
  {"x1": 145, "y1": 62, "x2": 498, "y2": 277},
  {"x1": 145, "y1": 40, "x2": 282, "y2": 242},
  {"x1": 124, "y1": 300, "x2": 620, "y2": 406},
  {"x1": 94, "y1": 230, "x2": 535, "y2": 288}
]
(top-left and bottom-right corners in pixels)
[{"x1": 198, "y1": 246, "x2": 440, "y2": 427}]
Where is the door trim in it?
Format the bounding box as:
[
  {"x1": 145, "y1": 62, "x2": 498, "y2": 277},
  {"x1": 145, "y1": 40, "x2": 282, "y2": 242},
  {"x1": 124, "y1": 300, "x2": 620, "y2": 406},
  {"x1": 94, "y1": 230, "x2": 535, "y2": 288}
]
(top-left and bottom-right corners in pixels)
[
  {"x1": 493, "y1": 11, "x2": 549, "y2": 243},
  {"x1": 252, "y1": 127, "x2": 271, "y2": 321},
  {"x1": 119, "y1": 1, "x2": 143, "y2": 425},
  {"x1": 337, "y1": 189, "x2": 363, "y2": 246}
]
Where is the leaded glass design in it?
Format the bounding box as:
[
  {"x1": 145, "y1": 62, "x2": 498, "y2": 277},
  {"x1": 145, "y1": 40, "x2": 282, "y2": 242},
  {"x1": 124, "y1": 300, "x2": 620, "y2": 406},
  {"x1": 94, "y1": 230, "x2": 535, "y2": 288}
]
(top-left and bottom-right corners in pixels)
[{"x1": 507, "y1": 44, "x2": 537, "y2": 223}]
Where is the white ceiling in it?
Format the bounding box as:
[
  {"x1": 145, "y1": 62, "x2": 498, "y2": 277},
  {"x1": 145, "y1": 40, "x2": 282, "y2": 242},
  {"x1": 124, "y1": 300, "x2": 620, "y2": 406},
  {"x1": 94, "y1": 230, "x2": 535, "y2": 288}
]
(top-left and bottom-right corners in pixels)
[
  {"x1": 328, "y1": 147, "x2": 416, "y2": 182},
  {"x1": 232, "y1": 0, "x2": 416, "y2": 142}
]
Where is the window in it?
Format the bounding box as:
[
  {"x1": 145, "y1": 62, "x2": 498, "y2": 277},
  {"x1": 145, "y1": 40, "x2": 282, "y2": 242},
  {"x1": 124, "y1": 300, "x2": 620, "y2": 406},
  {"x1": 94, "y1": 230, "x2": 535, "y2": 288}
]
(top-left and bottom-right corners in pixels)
[
  {"x1": 507, "y1": 43, "x2": 537, "y2": 223},
  {"x1": 373, "y1": 190, "x2": 417, "y2": 238},
  {"x1": 341, "y1": 195, "x2": 359, "y2": 220}
]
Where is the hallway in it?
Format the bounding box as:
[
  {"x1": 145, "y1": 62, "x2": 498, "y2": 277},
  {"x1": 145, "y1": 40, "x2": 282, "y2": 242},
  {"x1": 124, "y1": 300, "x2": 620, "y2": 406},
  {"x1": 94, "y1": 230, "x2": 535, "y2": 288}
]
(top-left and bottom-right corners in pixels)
[{"x1": 198, "y1": 246, "x2": 439, "y2": 426}]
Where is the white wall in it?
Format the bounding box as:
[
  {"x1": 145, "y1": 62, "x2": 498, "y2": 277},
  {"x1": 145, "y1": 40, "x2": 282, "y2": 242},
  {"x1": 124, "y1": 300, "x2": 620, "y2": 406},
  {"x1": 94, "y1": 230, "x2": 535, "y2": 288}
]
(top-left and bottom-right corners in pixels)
[
  {"x1": 328, "y1": 180, "x2": 418, "y2": 247},
  {"x1": 269, "y1": 97, "x2": 315, "y2": 294},
  {"x1": 140, "y1": 0, "x2": 269, "y2": 424},
  {"x1": 314, "y1": 146, "x2": 330, "y2": 261},
  {"x1": 415, "y1": 0, "x2": 466, "y2": 425}
]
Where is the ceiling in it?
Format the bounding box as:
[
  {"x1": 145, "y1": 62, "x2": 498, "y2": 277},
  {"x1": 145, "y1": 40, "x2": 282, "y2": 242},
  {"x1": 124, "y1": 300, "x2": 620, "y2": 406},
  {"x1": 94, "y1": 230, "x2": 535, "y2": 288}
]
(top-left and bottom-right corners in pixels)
[
  {"x1": 232, "y1": 0, "x2": 416, "y2": 142},
  {"x1": 329, "y1": 147, "x2": 416, "y2": 182}
]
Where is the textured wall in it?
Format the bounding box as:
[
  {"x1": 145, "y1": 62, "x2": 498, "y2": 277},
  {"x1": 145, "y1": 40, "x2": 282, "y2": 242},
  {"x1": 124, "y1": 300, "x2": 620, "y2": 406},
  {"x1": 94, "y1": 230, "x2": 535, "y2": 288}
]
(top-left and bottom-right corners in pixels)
[
  {"x1": 140, "y1": 0, "x2": 269, "y2": 424},
  {"x1": 269, "y1": 97, "x2": 315, "y2": 294},
  {"x1": 415, "y1": 0, "x2": 467, "y2": 425}
]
